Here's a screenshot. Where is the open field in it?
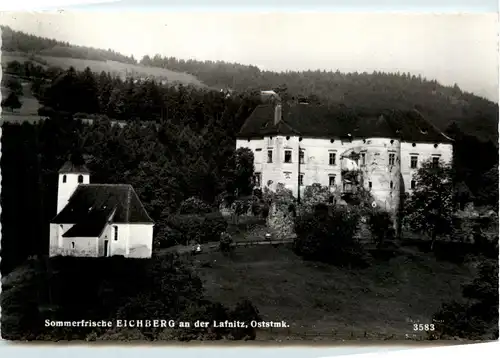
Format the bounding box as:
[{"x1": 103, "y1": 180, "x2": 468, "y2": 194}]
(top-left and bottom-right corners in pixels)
[
  {"x1": 194, "y1": 244, "x2": 475, "y2": 341},
  {"x1": 1, "y1": 75, "x2": 42, "y2": 123},
  {"x1": 1, "y1": 51, "x2": 206, "y2": 87}
]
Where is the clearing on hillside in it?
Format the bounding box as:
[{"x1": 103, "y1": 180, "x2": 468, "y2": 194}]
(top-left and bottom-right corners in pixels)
[
  {"x1": 1, "y1": 51, "x2": 206, "y2": 87},
  {"x1": 1, "y1": 75, "x2": 41, "y2": 123}
]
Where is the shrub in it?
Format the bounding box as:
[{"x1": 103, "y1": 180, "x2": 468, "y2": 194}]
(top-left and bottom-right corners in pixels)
[
  {"x1": 431, "y1": 259, "x2": 498, "y2": 340},
  {"x1": 294, "y1": 206, "x2": 369, "y2": 267},
  {"x1": 219, "y1": 232, "x2": 233, "y2": 254},
  {"x1": 367, "y1": 210, "x2": 395, "y2": 247},
  {"x1": 227, "y1": 300, "x2": 262, "y2": 340},
  {"x1": 166, "y1": 212, "x2": 228, "y2": 245},
  {"x1": 153, "y1": 225, "x2": 183, "y2": 248},
  {"x1": 179, "y1": 197, "x2": 213, "y2": 215}
]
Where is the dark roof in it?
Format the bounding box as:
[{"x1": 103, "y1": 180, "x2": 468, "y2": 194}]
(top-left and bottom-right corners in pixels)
[
  {"x1": 52, "y1": 184, "x2": 154, "y2": 225},
  {"x1": 62, "y1": 207, "x2": 114, "y2": 238},
  {"x1": 59, "y1": 160, "x2": 90, "y2": 174},
  {"x1": 237, "y1": 104, "x2": 452, "y2": 143}
]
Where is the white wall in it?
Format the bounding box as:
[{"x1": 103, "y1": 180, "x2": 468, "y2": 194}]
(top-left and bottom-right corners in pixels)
[
  {"x1": 400, "y1": 141, "x2": 453, "y2": 192},
  {"x1": 49, "y1": 223, "x2": 74, "y2": 257},
  {"x1": 237, "y1": 136, "x2": 350, "y2": 196},
  {"x1": 57, "y1": 173, "x2": 90, "y2": 214},
  {"x1": 238, "y1": 136, "x2": 452, "y2": 199},
  {"x1": 62, "y1": 237, "x2": 98, "y2": 257},
  {"x1": 107, "y1": 223, "x2": 129, "y2": 256},
  {"x1": 237, "y1": 135, "x2": 399, "y2": 203},
  {"x1": 128, "y1": 224, "x2": 154, "y2": 258}
]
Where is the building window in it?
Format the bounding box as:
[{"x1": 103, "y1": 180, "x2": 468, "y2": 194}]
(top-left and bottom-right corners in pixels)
[
  {"x1": 114, "y1": 225, "x2": 118, "y2": 241},
  {"x1": 410, "y1": 156, "x2": 418, "y2": 169},
  {"x1": 255, "y1": 148, "x2": 262, "y2": 152},
  {"x1": 267, "y1": 150, "x2": 273, "y2": 163},
  {"x1": 284, "y1": 171, "x2": 292, "y2": 180},
  {"x1": 299, "y1": 173, "x2": 304, "y2": 186},
  {"x1": 329, "y1": 175, "x2": 336, "y2": 187},
  {"x1": 254, "y1": 172, "x2": 261, "y2": 187},
  {"x1": 71, "y1": 242, "x2": 75, "y2": 249},
  {"x1": 284, "y1": 150, "x2": 292, "y2": 163},
  {"x1": 432, "y1": 157, "x2": 439, "y2": 168},
  {"x1": 329, "y1": 152, "x2": 336, "y2": 166},
  {"x1": 411, "y1": 180, "x2": 416, "y2": 189},
  {"x1": 390, "y1": 181, "x2": 393, "y2": 189},
  {"x1": 299, "y1": 150, "x2": 305, "y2": 164},
  {"x1": 361, "y1": 153, "x2": 366, "y2": 166},
  {"x1": 62, "y1": 175, "x2": 67, "y2": 183},
  {"x1": 78, "y1": 174, "x2": 84, "y2": 183},
  {"x1": 388, "y1": 153, "x2": 396, "y2": 166},
  {"x1": 369, "y1": 181, "x2": 372, "y2": 189}
]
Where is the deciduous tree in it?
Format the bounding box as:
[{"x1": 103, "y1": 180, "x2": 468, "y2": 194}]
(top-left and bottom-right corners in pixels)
[{"x1": 403, "y1": 159, "x2": 454, "y2": 250}]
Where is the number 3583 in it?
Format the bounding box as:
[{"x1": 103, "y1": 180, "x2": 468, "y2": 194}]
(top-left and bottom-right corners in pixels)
[{"x1": 413, "y1": 324, "x2": 435, "y2": 331}]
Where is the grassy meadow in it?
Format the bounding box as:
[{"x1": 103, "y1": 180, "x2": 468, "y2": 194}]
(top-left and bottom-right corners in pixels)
[
  {"x1": 193, "y1": 244, "x2": 475, "y2": 341},
  {"x1": 1, "y1": 51, "x2": 206, "y2": 87}
]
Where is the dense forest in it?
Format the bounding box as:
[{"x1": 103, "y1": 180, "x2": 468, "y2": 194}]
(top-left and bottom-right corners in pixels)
[
  {"x1": 2, "y1": 25, "x2": 497, "y2": 142},
  {"x1": 139, "y1": 55, "x2": 499, "y2": 143}
]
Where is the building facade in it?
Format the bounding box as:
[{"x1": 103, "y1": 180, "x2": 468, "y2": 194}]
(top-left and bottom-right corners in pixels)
[
  {"x1": 236, "y1": 100, "x2": 453, "y2": 219},
  {"x1": 49, "y1": 160, "x2": 154, "y2": 258}
]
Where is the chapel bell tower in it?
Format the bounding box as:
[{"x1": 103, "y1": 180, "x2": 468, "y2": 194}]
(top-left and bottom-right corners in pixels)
[{"x1": 57, "y1": 156, "x2": 90, "y2": 214}]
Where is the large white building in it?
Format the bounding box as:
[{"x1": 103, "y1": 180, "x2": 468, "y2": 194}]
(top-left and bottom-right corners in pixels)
[
  {"x1": 49, "y1": 160, "x2": 154, "y2": 258},
  {"x1": 236, "y1": 98, "x2": 453, "y2": 219}
]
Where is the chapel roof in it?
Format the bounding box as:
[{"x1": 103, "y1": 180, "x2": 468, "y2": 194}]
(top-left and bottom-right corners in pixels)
[
  {"x1": 58, "y1": 160, "x2": 90, "y2": 174},
  {"x1": 237, "y1": 103, "x2": 453, "y2": 143},
  {"x1": 62, "y1": 207, "x2": 115, "y2": 238},
  {"x1": 52, "y1": 184, "x2": 154, "y2": 229}
]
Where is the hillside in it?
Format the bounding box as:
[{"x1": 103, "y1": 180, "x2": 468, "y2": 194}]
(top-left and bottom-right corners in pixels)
[
  {"x1": 140, "y1": 55, "x2": 499, "y2": 144},
  {"x1": 0, "y1": 26, "x2": 205, "y2": 87},
  {"x1": 196, "y1": 245, "x2": 475, "y2": 340},
  {"x1": 2, "y1": 24, "x2": 497, "y2": 144}
]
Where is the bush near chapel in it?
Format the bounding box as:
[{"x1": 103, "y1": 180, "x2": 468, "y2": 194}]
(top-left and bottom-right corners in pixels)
[
  {"x1": 165, "y1": 212, "x2": 228, "y2": 245},
  {"x1": 294, "y1": 206, "x2": 370, "y2": 267}
]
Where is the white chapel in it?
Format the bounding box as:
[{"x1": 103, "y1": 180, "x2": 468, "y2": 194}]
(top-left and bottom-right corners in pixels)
[{"x1": 49, "y1": 158, "x2": 154, "y2": 258}]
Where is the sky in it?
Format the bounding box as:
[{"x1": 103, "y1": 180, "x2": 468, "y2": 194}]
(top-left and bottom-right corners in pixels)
[{"x1": 0, "y1": 12, "x2": 498, "y2": 101}]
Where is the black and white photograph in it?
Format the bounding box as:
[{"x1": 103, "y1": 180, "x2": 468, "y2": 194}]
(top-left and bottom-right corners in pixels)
[{"x1": 0, "y1": 11, "x2": 498, "y2": 343}]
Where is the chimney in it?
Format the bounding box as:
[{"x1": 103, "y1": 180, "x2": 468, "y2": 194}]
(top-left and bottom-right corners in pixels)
[{"x1": 274, "y1": 104, "x2": 282, "y2": 125}]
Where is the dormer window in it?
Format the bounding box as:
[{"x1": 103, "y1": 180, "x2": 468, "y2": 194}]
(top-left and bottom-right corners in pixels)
[
  {"x1": 78, "y1": 174, "x2": 84, "y2": 183},
  {"x1": 62, "y1": 175, "x2": 67, "y2": 183}
]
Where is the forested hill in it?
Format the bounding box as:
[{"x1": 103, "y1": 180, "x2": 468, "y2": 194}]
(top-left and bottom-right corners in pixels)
[
  {"x1": 140, "y1": 55, "x2": 499, "y2": 143},
  {"x1": 1, "y1": 25, "x2": 498, "y2": 143},
  {"x1": 1, "y1": 25, "x2": 137, "y2": 64}
]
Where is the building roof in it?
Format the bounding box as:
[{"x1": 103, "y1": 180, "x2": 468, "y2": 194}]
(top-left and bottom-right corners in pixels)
[
  {"x1": 62, "y1": 207, "x2": 115, "y2": 238},
  {"x1": 52, "y1": 184, "x2": 154, "y2": 228},
  {"x1": 237, "y1": 103, "x2": 453, "y2": 143},
  {"x1": 58, "y1": 160, "x2": 90, "y2": 174},
  {"x1": 260, "y1": 90, "x2": 281, "y2": 103}
]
